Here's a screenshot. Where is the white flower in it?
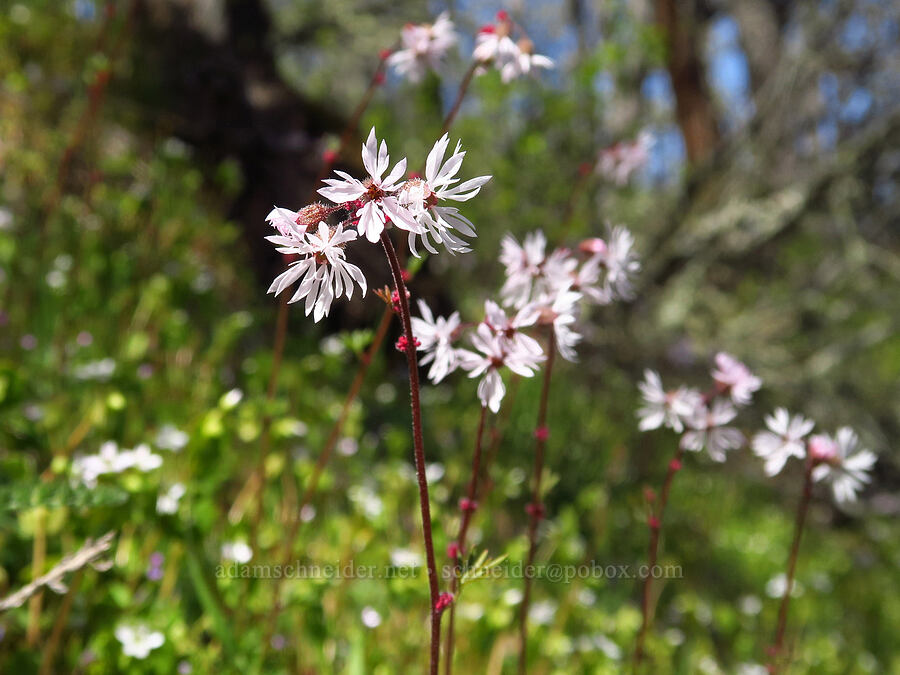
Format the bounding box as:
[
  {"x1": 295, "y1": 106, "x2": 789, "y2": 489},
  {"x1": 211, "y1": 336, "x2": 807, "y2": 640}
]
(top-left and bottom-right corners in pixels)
[
  {"x1": 473, "y1": 18, "x2": 553, "y2": 82},
  {"x1": 499, "y1": 231, "x2": 547, "y2": 308},
  {"x1": 71, "y1": 441, "x2": 161, "y2": 487},
  {"x1": 265, "y1": 206, "x2": 304, "y2": 238},
  {"x1": 459, "y1": 323, "x2": 544, "y2": 412},
  {"x1": 411, "y1": 299, "x2": 463, "y2": 383},
  {"x1": 73, "y1": 358, "x2": 116, "y2": 380},
  {"x1": 317, "y1": 128, "x2": 422, "y2": 242},
  {"x1": 386, "y1": 12, "x2": 457, "y2": 83},
  {"x1": 711, "y1": 352, "x2": 761, "y2": 406},
  {"x1": 597, "y1": 226, "x2": 640, "y2": 302},
  {"x1": 115, "y1": 624, "x2": 165, "y2": 659},
  {"x1": 221, "y1": 541, "x2": 253, "y2": 564},
  {"x1": 390, "y1": 548, "x2": 422, "y2": 568},
  {"x1": 220, "y1": 388, "x2": 243, "y2": 409},
  {"x1": 121, "y1": 444, "x2": 163, "y2": 472},
  {"x1": 399, "y1": 133, "x2": 491, "y2": 256},
  {"x1": 155, "y1": 424, "x2": 188, "y2": 452},
  {"x1": 811, "y1": 428, "x2": 876, "y2": 505},
  {"x1": 752, "y1": 408, "x2": 814, "y2": 476},
  {"x1": 528, "y1": 289, "x2": 583, "y2": 362},
  {"x1": 483, "y1": 299, "x2": 542, "y2": 357},
  {"x1": 267, "y1": 222, "x2": 366, "y2": 322},
  {"x1": 636, "y1": 370, "x2": 702, "y2": 433},
  {"x1": 156, "y1": 483, "x2": 186, "y2": 515},
  {"x1": 498, "y1": 39, "x2": 554, "y2": 83},
  {"x1": 473, "y1": 24, "x2": 518, "y2": 65},
  {"x1": 596, "y1": 132, "x2": 654, "y2": 186},
  {"x1": 765, "y1": 573, "x2": 803, "y2": 599},
  {"x1": 681, "y1": 399, "x2": 744, "y2": 462},
  {"x1": 361, "y1": 606, "x2": 382, "y2": 628}
]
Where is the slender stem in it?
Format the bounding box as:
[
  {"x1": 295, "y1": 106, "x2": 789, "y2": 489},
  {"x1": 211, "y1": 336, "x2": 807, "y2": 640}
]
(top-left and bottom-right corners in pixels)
[
  {"x1": 518, "y1": 331, "x2": 557, "y2": 675},
  {"x1": 769, "y1": 463, "x2": 814, "y2": 673},
  {"x1": 444, "y1": 404, "x2": 489, "y2": 675},
  {"x1": 634, "y1": 444, "x2": 685, "y2": 668},
  {"x1": 381, "y1": 231, "x2": 442, "y2": 675},
  {"x1": 441, "y1": 61, "x2": 480, "y2": 135}
]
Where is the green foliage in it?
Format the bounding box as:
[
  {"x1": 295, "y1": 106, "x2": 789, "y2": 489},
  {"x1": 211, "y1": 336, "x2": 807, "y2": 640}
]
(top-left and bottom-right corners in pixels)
[{"x1": 0, "y1": 3, "x2": 896, "y2": 675}]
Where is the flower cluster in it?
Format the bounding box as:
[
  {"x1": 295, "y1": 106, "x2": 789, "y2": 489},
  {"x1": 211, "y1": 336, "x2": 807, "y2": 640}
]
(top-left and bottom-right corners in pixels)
[
  {"x1": 473, "y1": 11, "x2": 554, "y2": 82},
  {"x1": 638, "y1": 352, "x2": 761, "y2": 461},
  {"x1": 266, "y1": 128, "x2": 490, "y2": 321},
  {"x1": 386, "y1": 13, "x2": 457, "y2": 83},
  {"x1": 752, "y1": 410, "x2": 877, "y2": 505},
  {"x1": 411, "y1": 227, "x2": 640, "y2": 411},
  {"x1": 72, "y1": 441, "x2": 163, "y2": 488},
  {"x1": 595, "y1": 132, "x2": 654, "y2": 186}
]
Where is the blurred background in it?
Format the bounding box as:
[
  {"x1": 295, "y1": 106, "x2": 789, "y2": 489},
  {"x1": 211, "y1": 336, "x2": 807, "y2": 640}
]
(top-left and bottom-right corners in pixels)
[{"x1": 1, "y1": 0, "x2": 899, "y2": 672}]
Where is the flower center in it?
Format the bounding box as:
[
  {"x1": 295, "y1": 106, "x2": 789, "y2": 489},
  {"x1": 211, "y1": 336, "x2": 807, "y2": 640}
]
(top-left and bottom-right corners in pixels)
[{"x1": 363, "y1": 178, "x2": 385, "y2": 202}]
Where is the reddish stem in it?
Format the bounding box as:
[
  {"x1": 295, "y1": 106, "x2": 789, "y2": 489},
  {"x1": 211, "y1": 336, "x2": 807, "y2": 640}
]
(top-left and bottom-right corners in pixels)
[
  {"x1": 441, "y1": 61, "x2": 480, "y2": 135},
  {"x1": 634, "y1": 443, "x2": 684, "y2": 668},
  {"x1": 768, "y1": 463, "x2": 814, "y2": 673},
  {"x1": 444, "y1": 404, "x2": 489, "y2": 675},
  {"x1": 381, "y1": 231, "x2": 442, "y2": 675},
  {"x1": 518, "y1": 331, "x2": 557, "y2": 675}
]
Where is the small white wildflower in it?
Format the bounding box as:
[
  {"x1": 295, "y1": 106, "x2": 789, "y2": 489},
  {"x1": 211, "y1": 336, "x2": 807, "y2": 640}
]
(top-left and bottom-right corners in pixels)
[
  {"x1": 386, "y1": 12, "x2": 457, "y2": 83},
  {"x1": 115, "y1": 624, "x2": 165, "y2": 659},
  {"x1": 220, "y1": 388, "x2": 243, "y2": 409},
  {"x1": 221, "y1": 541, "x2": 252, "y2": 564},
  {"x1": 752, "y1": 408, "x2": 814, "y2": 476},
  {"x1": 399, "y1": 133, "x2": 491, "y2": 256},
  {"x1": 636, "y1": 370, "x2": 702, "y2": 433},
  {"x1": 681, "y1": 399, "x2": 744, "y2": 462},
  {"x1": 361, "y1": 606, "x2": 382, "y2": 628},
  {"x1": 390, "y1": 548, "x2": 422, "y2": 568},
  {"x1": 412, "y1": 299, "x2": 464, "y2": 383},
  {"x1": 267, "y1": 221, "x2": 366, "y2": 322},
  {"x1": 155, "y1": 424, "x2": 188, "y2": 452},
  {"x1": 810, "y1": 428, "x2": 876, "y2": 505},
  {"x1": 711, "y1": 352, "x2": 761, "y2": 406},
  {"x1": 596, "y1": 132, "x2": 654, "y2": 185},
  {"x1": 156, "y1": 483, "x2": 186, "y2": 515},
  {"x1": 317, "y1": 127, "x2": 423, "y2": 242}
]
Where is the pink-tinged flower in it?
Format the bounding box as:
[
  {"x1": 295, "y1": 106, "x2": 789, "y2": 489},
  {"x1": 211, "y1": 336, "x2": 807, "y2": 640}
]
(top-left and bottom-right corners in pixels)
[
  {"x1": 387, "y1": 12, "x2": 457, "y2": 83},
  {"x1": 484, "y1": 299, "x2": 542, "y2": 357},
  {"x1": 712, "y1": 352, "x2": 761, "y2": 406},
  {"x1": 459, "y1": 323, "x2": 544, "y2": 412},
  {"x1": 811, "y1": 428, "x2": 876, "y2": 505},
  {"x1": 596, "y1": 132, "x2": 654, "y2": 185},
  {"x1": 399, "y1": 133, "x2": 491, "y2": 255},
  {"x1": 499, "y1": 231, "x2": 547, "y2": 308},
  {"x1": 498, "y1": 38, "x2": 554, "y2": 83},
  {"x1": 752, "y1": 408, "x2": 815, "y2": 476},
  {"x1": 473, "y1": 18, "x2": 553, "y2": 83},
  {"x1": 267, "y1": 222, "x2": 366, "y2": 322},
  {"x1": 637, "y1": 371, "x2": 703, "y2": 433},
  {"x1": 317, "y1": 127, "x2": 423, "y2": 242},
  {"x1": 529, "y1": 288, "x2": 584, "y2": 362},
  {"x1": 681, "y1": 399, "x2": 744, "y2": 461},
  {"x1": 472, "y1": 22, "x2": 518, "y2": 65},
  {"x1": 411, "y1": 299, "x2": 463, "y2": 383}
]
